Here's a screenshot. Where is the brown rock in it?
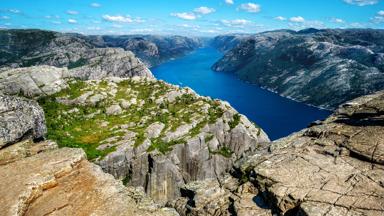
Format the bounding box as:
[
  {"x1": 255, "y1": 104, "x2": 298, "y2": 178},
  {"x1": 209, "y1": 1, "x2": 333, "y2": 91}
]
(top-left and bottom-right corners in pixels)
[{"x1": 0, "y1": 147, "x2": 176, "y2": 216}]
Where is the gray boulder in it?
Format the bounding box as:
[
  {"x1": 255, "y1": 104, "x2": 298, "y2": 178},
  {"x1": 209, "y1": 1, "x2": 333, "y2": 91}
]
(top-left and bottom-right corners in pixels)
[
  {"x1": 0, "y1": 95, "x2": 47, "y2": 148},
  {"x1": 0, "y1": 66, "x2": 69, "y2": 98}
]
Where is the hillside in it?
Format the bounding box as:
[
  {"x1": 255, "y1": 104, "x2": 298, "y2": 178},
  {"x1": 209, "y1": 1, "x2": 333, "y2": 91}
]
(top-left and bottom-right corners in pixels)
[
  {"x1": 0, "y1": 29, "x2": 201, "y2": 69},
  {"x1": 212, "y1": 29, "x2": 384, "y2": 109}
]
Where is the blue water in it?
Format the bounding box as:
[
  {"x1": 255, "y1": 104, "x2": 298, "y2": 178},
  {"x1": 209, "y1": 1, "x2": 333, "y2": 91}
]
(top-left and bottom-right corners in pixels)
[{"x1": 152, "y1": 47, "x2": 331, "y2": 140}]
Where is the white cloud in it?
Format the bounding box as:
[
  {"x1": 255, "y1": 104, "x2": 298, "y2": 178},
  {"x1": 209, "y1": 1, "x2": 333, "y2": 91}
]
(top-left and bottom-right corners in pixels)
[
  {"x1": 68, "y1": 19, "x2": 77, "y2": 24},
  {"x1": 239, "y1": 3, "x2": 261, "y2": 13},
  {"x1": 51, "y1": 21, "x2": 62, "y2": 24},
  {"x1": 343, "y1": 0, "x2": 378, "y2": 6},
  {"x1": 66, "y1": 10, "x2": 79, "y2": 15},
  {"x1": 225, "y1": 0, "x2": 234, "y2": 5},
  {"x1": 194, "y1": 7, "x2": 215, "y2": 15},
  {"x1": 90, "y1": 3, "x2": 101, "y2": 8},
  {"x1": 171, "y1": 12, "x2": 197, "y2": 20},
  {"x1": 102, "y1": 15, "x2": 133, "y2": 23},
  {"x1": 378, "y1": 10, "x2": 384, "y2": 16},
  {"x1": 8, "y1": 9, "x2": 21, "y2": 14},
  {"x1": 87, "y1": 26, "x2": 101, "y2": 30},
  {"x1": 221, "y1": 19, "x2": 251, "y2": 27},
  {"x1": 290, "y1": 16, "x2": 305, "y2": 22},
  {"x1": 274, "y1": 16, "x2": 286, "y2": 21},
  {"x1": 1, "y1": 16, "x2": 10, "y2": 20},
  {"x1": 331, "y1": 18, "x2": 345, "y2": 23},
  {"x1": 112, "y1": 24, "x2": 123, "y2": 28}
]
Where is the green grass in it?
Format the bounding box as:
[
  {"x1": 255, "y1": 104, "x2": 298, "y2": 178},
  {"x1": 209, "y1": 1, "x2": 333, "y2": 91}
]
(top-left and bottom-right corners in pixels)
[
  {"x1": 229, "y1": 114, "x2": 241, "y2": 129},
  {"x1": 68, "y1": 58, "x2": 88, "y2": 69},
  {"x1": 39, "y1": 78, "x2": 227, "y2": 159}
]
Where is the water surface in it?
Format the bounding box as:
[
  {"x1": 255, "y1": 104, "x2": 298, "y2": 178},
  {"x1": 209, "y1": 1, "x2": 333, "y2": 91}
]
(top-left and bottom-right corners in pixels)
[{"x1": 152, "y1": 47, "x2": 331, "y2": 140}]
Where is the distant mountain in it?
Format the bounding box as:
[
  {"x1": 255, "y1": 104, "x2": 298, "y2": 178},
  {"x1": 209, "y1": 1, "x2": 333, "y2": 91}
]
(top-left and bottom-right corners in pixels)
[
  {"x1": 0, "y1": 29, "x2": 202, "y2": 69},
  {"x1": 212, "y1": 29, "x2": 384, "y2": 109},
  {"x1": 87, "y1": 35, "x2": 202, "y2": 67}
]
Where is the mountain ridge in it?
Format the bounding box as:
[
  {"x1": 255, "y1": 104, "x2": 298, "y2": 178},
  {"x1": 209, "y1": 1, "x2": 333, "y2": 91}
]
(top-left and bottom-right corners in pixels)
[{"x1": 211, "y1": 28, "x2": 384, "y2": 110}]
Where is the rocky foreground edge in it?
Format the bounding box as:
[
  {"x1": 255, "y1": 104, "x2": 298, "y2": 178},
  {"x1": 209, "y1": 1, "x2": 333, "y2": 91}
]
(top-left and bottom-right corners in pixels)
[{"x1": 172, "y1": 90, "x2": 384, "y2": 215}]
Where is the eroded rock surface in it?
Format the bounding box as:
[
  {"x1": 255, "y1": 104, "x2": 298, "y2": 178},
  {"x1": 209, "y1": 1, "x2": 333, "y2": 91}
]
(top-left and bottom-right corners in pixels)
[
  {"x1": 0, "y1": 95, "x2": 46, "y2": 148},
  {"x1": 237, "y1": 90, "x2": 384, "y2": 215},
  {"x1": 0, "y1": 146, "x2": 177, "y2": 216},
  {"x1": 0, "y1": 66, "x2": 69, "y2": 98},
  {"x1": 170, "y1": 91, "x2": 384, "y2": 216}
]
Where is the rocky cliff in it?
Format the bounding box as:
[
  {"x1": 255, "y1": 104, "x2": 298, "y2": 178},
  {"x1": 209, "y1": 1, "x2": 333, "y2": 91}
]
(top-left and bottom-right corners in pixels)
[
  {"x1": 35, "y1": 75, "x2": 269, "y2": 204},
  {"x1": 0, "y1": 95, "x2": 177, "y2": 216},
  {"x1": 89, "y1": 35, "x2": 202, "y2": 67},
  {"x1": 212, "y1": 29, "x2": 384, "y2": 109},
  {"x1": 0, "y1": 29, "x2": 201, "y2": 70},
  {"x1": 171, "y1": 90, "x2": 384, "y2": 215}
]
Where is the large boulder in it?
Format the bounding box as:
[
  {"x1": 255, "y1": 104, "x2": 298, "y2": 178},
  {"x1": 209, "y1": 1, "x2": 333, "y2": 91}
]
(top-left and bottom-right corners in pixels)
[
  {"x1": 0, "y1": 95, "x2": 46, "y2": 148},
  {"x1": 0, "y1": 66, "x2": 69, "y2": 98}
]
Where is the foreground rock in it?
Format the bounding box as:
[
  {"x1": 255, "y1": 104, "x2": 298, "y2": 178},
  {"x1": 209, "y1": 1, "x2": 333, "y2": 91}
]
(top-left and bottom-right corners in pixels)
[
  {"x1": 0, "y1": 95, "x2": 177, "y2": 216},
  {"x1": 237, "y1": 90, "x2": 384, "y2": 215},
  {"x1": 0, "y1": 147, "x2": 176, "y2": 216},
  {"x1": 37, "y1": 76, "x2": 269, "y2": 204},
  {"x1": 212, "y1": 29, "x2": 384, "y2": 109},
  {"x1": 0, "y1": 95, "x2": 46, "y2": 148},
  {"x1": 171, "y1": 91, "x2": 384, "y2": 215}
]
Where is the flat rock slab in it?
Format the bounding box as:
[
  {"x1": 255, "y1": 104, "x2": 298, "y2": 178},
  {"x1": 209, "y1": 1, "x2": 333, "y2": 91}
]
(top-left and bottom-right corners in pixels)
[{"x1": 0, "y1": 147, "x2": 175, "y2": 216}]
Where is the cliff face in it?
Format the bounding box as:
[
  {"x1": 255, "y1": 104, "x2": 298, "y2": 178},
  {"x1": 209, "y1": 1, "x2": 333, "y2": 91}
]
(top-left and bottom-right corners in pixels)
[
  {"x1": 90, "y1": 35, "x2": 202, "y2": 67},
  {"x1": 171, "y1": 90, "x2": 384, "y2": 216},
  {"x1": 0, "y1": 29, "x2": 201, "y2": 73},
  {"x1": 0, "y1": 30, "x2": 153, "y2": 79},
  {"x1": 212, "y1": 29, "x2": 384, "y2": 110},
  {"x1": 0, "y1": 95, "x2": 177, "y2": 216},
  {"x1": 35, "y1": 76, "x2": 269, "y2": 203}
]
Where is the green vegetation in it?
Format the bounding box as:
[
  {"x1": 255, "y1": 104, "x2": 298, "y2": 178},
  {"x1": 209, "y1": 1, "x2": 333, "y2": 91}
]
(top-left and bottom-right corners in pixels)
[
  {"x1": 208, "y1": 146, "x2": 233, "y2": 158},
  {"x1": 39, "y1": 78, "x2": 225, "y2": 160},
  {"x1": 229, "y1": 114, "x2": 241, "y2": 129},
  {"x1": 68, "y1": 58, "x2": 88, "y2": 69}
]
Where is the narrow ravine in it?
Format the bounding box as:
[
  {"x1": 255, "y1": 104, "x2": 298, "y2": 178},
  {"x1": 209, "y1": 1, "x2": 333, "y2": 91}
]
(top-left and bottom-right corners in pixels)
[{"x1": 152, "y1": 46, "x2": 331, "y2": 140}]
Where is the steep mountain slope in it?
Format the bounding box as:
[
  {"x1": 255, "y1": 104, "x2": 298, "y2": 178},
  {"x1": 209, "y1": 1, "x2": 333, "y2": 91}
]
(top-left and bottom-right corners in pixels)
[
  {"x1": 0, "y1": 29, "x2": 201, "y2": 69},
  {"x1": 212, "y1": 29, "x2": 384, "y2": 109},
  {"x1": 89, "y1": 35, "x2": 202, "y2": 67},
  {"x1": 0, "y1": 29, "x2": 153, "y2": 79}
]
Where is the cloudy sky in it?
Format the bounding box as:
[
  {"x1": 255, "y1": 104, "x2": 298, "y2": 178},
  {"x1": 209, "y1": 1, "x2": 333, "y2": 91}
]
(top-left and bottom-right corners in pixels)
[{"x1": 1, "y1": 0, "x2": 384, "y2": 35}]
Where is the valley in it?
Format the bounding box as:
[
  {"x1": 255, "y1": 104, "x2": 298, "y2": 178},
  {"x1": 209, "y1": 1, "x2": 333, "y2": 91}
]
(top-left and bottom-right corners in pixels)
[{"x1": 0, "y1": 28, "x2": 383, "y2": 216}]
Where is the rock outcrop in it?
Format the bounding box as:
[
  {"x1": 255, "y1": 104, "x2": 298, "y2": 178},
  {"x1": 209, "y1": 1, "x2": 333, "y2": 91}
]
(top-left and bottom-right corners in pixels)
[
  {"x1": 0, "y1": 95, "x2": 46, "y2": 148},
  {"x1": 0, "y1": 95, "x2": 177, "y2": 216},
  {"x1": 36, "y1": 76, "x2": 269, "y2": 204},
  {"x1": 170, "y1": 90, "x2": 384, "y2": 215},
  {"x1": 0, "y1": 66, "x2": 70, "y2": 98},
  {"x1": 68, "y1": 48, "x2": 152, "y2": 79},
  {"x1": 212, "y1": 29, "x2": 384, "y2": 109}
]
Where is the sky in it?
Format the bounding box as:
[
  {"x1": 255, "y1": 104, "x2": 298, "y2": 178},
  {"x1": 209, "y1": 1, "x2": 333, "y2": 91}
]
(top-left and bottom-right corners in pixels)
[{"x1": 1, "y1": 0, "x2": 384, "y2": 36}]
